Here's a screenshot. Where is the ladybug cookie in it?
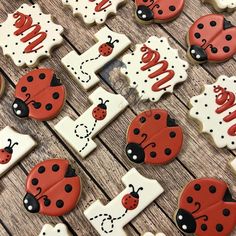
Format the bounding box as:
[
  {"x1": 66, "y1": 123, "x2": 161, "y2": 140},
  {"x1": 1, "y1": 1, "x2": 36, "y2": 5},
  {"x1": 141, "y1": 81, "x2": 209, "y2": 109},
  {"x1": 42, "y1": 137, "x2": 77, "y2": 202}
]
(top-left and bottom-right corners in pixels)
[
  {"x1": 23, "y1": 159, "x2": 81, "y2": 216},
  {"x1": 12, "y1": 68, "x2": 66, "y2": 121},
  {"x1": 175, "y1": 178, "x2": 236, "y2": 236},
  {"x1": 126, "y1": 109, "x2": 183, "y2": 165},
  {"x1": 187, "y1": 14, "x2": 236, "y2": 64},
  {"x1": 134, "y1": 0, "x2": 184, "y2": 24}
]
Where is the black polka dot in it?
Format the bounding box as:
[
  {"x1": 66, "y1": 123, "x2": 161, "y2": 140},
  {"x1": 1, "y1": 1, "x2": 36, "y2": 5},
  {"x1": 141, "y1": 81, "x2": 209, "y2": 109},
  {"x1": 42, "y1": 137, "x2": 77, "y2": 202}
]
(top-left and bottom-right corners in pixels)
[
  {"x1": 21, "y1": 86, "x2": 27, "y2": 92},
  {"x1": 195, "y1": 33, "x2": 201, "y2": 39},
  {"x1": 46, "y1": 104, "x2": 52, "y2": 111},
  {"x1": 201, "y1": 224, "x2": 207, "y2": 231},
  {"x1": 210, "y1": 21, "x2": 216, "y2": 26},
  {"x1": 198, "y1": 23, "x2": 204, "y2": 29},
  {"x1": 158, "y1": 10, "x2": 163, "y2": 14},
  {"x1": 169, "y1": 5, "x2": 176, "y2": 11},
  {"x1": 38, "y1": 166, "x2": 45, "y2": 173},
  {"x1": 27, "y1": 76, "x2": 33, "y2": 82},
  {"x1": 140, "y1": 117, "x2": 146, "y2": 123},
  {"x1": 154, "y1": 114, "x2": 161, "y2": 120},
  {"x1": 194, "y1": 184, "x2": 201, "y2": 191},
  {"x1": 226, "y1": 35, "x2": 232, "y2": 41},
  {"x1": 211, "y1": 47, "x2": 218, "y2": 53},
  {"x1": 209, "y1": 185, "x2": 216, "y2": 193},
  {"x1": 53, "y1": 92, "x2": 59, "y2": 99},
  {"x1": 56, "y1": 200, "x2": 64, "y2": 208},
  {"x1": 57, "y1": 230, "x2": 61, "y2": 233},
  {"x1": 223, "y1": 209, "x2": 230, "y2": 216},
  {"x1": 223, "y1": 46, "x2": 230, "y2": 53},
  {"x1": 133, "y1": 128, "x2": 140, "y2": 135},
  {"x1": 33, "y1": 102, "x2": 41, "y2": 109},
  {"x1": 169, "y1": 132, "x2": 176, "y2": 138},
  {"x1": 150, "y1": 152, "x2": 156, "y2": 158},
  {"x1": 52, "y1": 164, "x2": 59, "y2": 172},
  {"x1": 165, "y1": 148, "x2": 171, "y2": 155},
  {"x1": 32, "y1": 178, "x2": 38, "y2": 185},
  {"x1": 216, "y1": 224, "x2": 223, "y2": 232},
  {"x1": 39, "y1": 73, "x2": 46, "y2": 79},
  {"x1": 65, "y1": 184, "x2": 72, "y2": 193},
  {"x1": 187, "y1": 196, "x2": 193, "y2": 203},
  {"x1": 44, "y1": 199, "x2": 51, "y2": 206}
]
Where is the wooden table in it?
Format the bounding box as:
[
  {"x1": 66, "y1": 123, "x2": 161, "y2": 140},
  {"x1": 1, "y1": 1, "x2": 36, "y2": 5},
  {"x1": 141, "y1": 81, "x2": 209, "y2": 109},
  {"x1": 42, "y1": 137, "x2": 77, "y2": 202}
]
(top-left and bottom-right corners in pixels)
[{"x1": 0, "y1": 0, "x2": 236, "y2": 235}]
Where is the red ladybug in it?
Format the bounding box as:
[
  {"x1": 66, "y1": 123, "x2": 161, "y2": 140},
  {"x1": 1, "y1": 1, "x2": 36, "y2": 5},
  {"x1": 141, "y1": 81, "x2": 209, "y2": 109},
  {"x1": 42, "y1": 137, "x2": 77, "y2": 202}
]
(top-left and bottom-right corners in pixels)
[
  {"x1": 92, "y1": 98, "x2": 109, "y2": 120},
  {"x1": 126, "y1": 109, "x2": 183, "y2": 165},
  {"x1": 0, "y1": 139, "x2": 18, "y2": 164},
  {"x1": 122, "y1": 184, "x2": 143, "y2": 210},
  {"x1": 12, "y1": 68, "x2": 66, "y2": 121},
  {"x1": 23, "y1": 159, "x2": 81, "y2": 216},
  {"x1": 188, "y1": 14, "x2": 236, "y2": 64},
  {"x1": 135, "y1": 0, "x2": 184, "y2": 23},
  {"x1": 176, "y1": 178, "x2": 236, "y2": 236},
  {"x1": 98, "y1": 35, "x2": 119, "y2": 57}
]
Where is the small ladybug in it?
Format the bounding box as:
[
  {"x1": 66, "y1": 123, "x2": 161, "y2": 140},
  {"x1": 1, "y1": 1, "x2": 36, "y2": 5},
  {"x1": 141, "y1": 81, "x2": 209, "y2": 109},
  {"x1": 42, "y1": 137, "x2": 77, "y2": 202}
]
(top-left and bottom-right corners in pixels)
[
  {"x1": 122, "y1": 184, "x2": 143, "y2": 210},
  {"x1": 126, "y1": 109, "x2": 183, "y2": 165},
  {"x1": 175, "y1": 178, "x2": 236, "y2": 236},
  {"x1": 187, "y1": 14, "x2": 236, "y2": 64},
  {"x1": 12, "y1": 68, "x2": 66, "y2": 121},
  {"x1": 135, "y1": 0, "x2": 184, "y2": 24},
  {"x1": 23, "y1": 159, "x2": 81, "y2": 216},
  {"x1": 0, "y1": 139, "x2": 18, "y2": 164},
  {"x1": 92, "y1": 98, "x2": 109, "y2": 120},
  {"x1": 98, "y1": 35, "x2": 119, "y2": 57}
]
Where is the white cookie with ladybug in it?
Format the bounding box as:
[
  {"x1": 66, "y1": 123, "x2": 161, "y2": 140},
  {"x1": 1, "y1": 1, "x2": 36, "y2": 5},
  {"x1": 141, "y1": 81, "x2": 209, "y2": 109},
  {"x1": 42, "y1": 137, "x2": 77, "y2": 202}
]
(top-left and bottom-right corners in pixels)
[
  {"x1": 202, "y1": 0, "x2": 236, "y2": 12},
  {"x1": 39, "y1": 223, "x2": 71, "y2": 236}
]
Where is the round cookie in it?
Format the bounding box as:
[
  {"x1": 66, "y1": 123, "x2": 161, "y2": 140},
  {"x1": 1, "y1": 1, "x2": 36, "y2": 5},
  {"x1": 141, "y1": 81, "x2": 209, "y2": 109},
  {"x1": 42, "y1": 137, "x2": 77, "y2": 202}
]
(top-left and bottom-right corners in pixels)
[
  {"x1": 125, "y1": 109, "x2": 183, "y2": 165},
  {"x1": 0, "y1": 76, "x2": 5, "y2": 97},
  {"x1": 175, "y1": 178, "x2": 236, "y2": 236},
  {"x1": 187, "y1": 14, "x2": 236, "y2": 64},
  {"x1": 134, "y1": 0, "x2": 184, "y2": 24},
  {"x1": 202, "y1": 0, "x2": 236, "y2": 12},
  {"x1": 23, "y1": 159, "x2": 81, "y2": 216},
  {"x1": 12, "y1": 68, "x2": 66, "y2": 121}
]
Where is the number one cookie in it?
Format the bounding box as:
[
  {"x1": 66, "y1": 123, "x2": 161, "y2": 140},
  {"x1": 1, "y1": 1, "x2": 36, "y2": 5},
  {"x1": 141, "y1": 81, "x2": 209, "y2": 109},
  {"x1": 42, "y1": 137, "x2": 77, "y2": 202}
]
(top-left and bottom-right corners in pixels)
[
  {"x1": 84, "y1": 168, "x2": 164, "y2": 236},
  {"x1": 54, "y1": 87, "x2": 128, "y2": 158},
  {"x1": 62, "y1": 27, "x2": 131, "y2": 90}
]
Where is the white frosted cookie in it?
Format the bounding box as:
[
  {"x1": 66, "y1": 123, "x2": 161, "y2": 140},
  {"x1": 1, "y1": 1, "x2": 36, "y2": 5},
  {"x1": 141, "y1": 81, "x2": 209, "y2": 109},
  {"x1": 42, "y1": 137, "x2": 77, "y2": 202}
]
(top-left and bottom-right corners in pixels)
[
  {"x1": 62, "y1": 0, "x2": 125, "y2": 25},
  {"x1": 121, "y1": 36, "x2": 189, "y2": 102},
  {"x1": 0, "y1": 4, "x2": 63, "y2": 67},
  {"x1": 143, "y1": 233, "x2": 166, "y2": 236},
  {"x1": 39, "y1": 223, "x2": 71, "y2": 236},
  {"x1": 189, "y1": 75, "x2": 236, "y2": 149},
  {"x1": 202, "y1": 0, "x2": 236, "y2": 12}
]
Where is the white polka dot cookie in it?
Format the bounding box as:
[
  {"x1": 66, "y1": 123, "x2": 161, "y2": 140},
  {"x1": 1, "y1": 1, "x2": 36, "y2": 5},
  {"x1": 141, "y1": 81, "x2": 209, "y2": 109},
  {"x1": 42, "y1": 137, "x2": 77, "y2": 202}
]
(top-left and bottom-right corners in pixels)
[
  {"x1": 189, "y1": 75, "x2": 236, "y2": 149},
  {"x1": 121, "y1": 36, "x2": 189, "y2": 102},
  {"x1": 202, "y1": 0, "x2": 236, "y2": 12},
  {"x1": 0, "y1": 4, "x2": 64, "y2": 67},
  {"x1": 39, "y1": 223, "x2": 71, "y2": 236}
]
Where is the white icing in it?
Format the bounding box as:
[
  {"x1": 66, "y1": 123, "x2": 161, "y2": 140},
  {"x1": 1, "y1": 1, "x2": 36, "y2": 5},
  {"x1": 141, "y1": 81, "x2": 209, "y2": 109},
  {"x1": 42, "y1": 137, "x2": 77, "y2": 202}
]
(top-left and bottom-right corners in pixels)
[
  {"x1": 203, "y1": 0, "x2": 236, "y2": 11},
  {"x1": 38, "y1": 223, "x2": 71, "y2": 236},
  {"x1": 121, "y1": 36, "x2": 189, "y2": 102},
  {"x1": 143, "y1": 233, "x2": 166, "y2": 236}
]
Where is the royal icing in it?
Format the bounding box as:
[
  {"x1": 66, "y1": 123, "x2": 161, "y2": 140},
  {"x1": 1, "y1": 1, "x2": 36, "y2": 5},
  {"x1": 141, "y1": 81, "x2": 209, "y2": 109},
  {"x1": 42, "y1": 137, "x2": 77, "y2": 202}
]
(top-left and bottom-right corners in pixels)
[
  {"x1": 0, "y1": 126, "x2": 37, "y2": 177},
  {"x1": 121, "y1": 36, "x2": 188, "y2": 102},
  {"x1": 23, "y1": 159, "x2": 81, "y2": 216},
  {"x1": 202, "y1": 0, "x2": 236, "y2": 12},
  {"x1": 62, "y1": 27, "x2": 131, "y2": 90},
  {"x1": 39, "y1": 224, "x2": 71, "y2": 236},
  {"x1": 189, "y1": 75, "x2": 236, "y2": 149},
  {"x1": 143, "y1": 233, "x2": 166, "y2": 236},
  {"x1": 187, "y1": 14, "x2": 236, "y2": 64},
  {"x1": 175, "y1": 178, "x2": 236, "y2": 236},
  {"x1": 62, "y1": 0, "x2": 125, "y2": 25},
  {"x1": 12, "y1": 68, "x2": 66, "y2": 121},
  {"x1": 134, "y1": 0, "x2": 184, "y2": 24},
  {"x1": 126, "y1": 109, "x2": 183, "y2": 165},
  {"x1": 0, "y1": 76, "x2": 5, "y2": 97},
  {"x1": 84, "y1": 168, "x2": 164, "y2": 236},
  {"x1": 0, "y1": 4, "x2": 63, "y2": 67},
  {"x1": 55, "y1": 87, "x2": 128, "y2": 158}
]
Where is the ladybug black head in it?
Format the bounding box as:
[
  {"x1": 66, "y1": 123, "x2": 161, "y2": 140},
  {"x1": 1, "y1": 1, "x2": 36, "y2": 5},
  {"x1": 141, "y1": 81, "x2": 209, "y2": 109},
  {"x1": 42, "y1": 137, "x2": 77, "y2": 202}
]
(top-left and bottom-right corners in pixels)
[
  {"x1": 23, "y1": 192, "x2": 40, "y2": 213},
  {"x1": 106, "y1": 35, "x2": 119, "y2": 48},
  {"x1": 189, "y1": 45, "x2": 208, "y2": 63},
  {"x1": 128, "y1": 184, "x2": 143, "y2": 198},
  {"x1": 97, "y1": 98, "x2": 109, "y2": 110},
  {"x1": 136, "y1": 5, "x2": 154, "y2": 22},
  {"x1": 4, "y1": 139, "x2": 18, "y2": 154}
]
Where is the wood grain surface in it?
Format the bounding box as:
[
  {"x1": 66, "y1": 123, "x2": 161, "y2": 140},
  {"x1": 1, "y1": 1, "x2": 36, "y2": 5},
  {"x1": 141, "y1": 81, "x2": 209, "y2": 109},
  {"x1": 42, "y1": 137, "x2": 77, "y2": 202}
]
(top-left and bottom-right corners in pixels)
[{"x1": 0, "y1": 0, "x2": 236, "y2": 235}]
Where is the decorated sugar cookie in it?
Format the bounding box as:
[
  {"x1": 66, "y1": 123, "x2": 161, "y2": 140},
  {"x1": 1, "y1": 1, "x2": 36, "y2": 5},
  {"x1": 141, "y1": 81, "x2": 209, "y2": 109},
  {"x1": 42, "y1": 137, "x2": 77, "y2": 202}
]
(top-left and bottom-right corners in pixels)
[
  {"x1": 187, "y1": 14, "x2": 236, "y2": 64},
  {"x1": 55, "y1": 87, "x2": 128, "y2": 158},
  {"x1": 62, "y1": 27, "x2": 131, "y2": 90},
  {"x1": 175, "y1": 178, "x2": 236, "y2": 236},
  {"x1": 189, "y1": 75, "x2": 236, "y2": 149},
  {"x1": 121, "y1": 36, "x2": 188, "y2": 102},
  {"x1": 0, "y1": 4, "x2": 63, "y2": 67},
  {"x1": 0, "y1": 76, "x2": 5, "y2": 97},
  {"x1": 134, "y1": 0, "x2": 184, "y2": 24},
  {"x1": 126, "y1": 109, "x2": 183, "y2": 165},
  {"x1": 39, "y1": 223, "x2": 71, "y2": 236},
  {"x1": 12, "y1": 68, "x2": 66, "y2": 121},
  {"x1": 23, "y1": 159, "x2": 81, "y2": 216},
  {"x1": 202, "y1": 0, "x2": 236, "y2": 12},
  {"x1": 0, "y1": 126, "x2": 37, "y2": 177},
  {"x1": 62, "y1": 0, "x2": 125, "y2": 25},
  {"x1": 143, "y1": 233, "x2": 166, "y2": 236},
  {"x1": 84, "y1": 168, "x2": 164, "y2": 236}
]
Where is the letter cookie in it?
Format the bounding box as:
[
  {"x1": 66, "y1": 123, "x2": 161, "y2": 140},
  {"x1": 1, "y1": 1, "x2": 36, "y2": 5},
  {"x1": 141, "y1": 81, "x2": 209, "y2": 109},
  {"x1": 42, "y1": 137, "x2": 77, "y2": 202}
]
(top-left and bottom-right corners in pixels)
[
  {"x1": 84, "y1": 168, "x2": 164, "y2": 236},
  {"x1": 187, "y1": 14, "x2": 236, "y2": 64},
  {"x1": 0, "y1": 4, "x2": 63, "y2": 67},
  {"x1": 39, "y1": 224, "x2": 71, "y2": 236},
  {"x1": 175, "y1": 178, "x2": 236, "y2": 236},
  {"x1": 126, "y1": 109, "x2": 183, "y2": 165},
  {"x1": 55, "y1": 87, "x2": 128, "y2": 158},
  {"x1": 62, "y1": 0, "x2": 125, "y2": 25},
  {"x1": 189, "y1": 75, "x2": 236, "y2": 149},
  {"x1": 121, "y1": 36, "x2": 188, "y2": 102},
  {"x1": 0, "y1": 126, "x2": 37, "y2": 177},
  {"x1": 0, "y1": 76, "x2": 5, "y2": 97},
  {"x1": 23, "y1": 159, "x2": 81, "y2": 216},
  {"x1": 202, "y1": 0, "x2": 236, "y2": 12},
  {"x1": 135, "y1": 0, "x2": 184, "y2": 24},
  {"x1": 62, "y1": 27, "x2": 131, "y2": 90},
  {"x1": 143, "y1": 233, "x2": 166, "y2": 236}
]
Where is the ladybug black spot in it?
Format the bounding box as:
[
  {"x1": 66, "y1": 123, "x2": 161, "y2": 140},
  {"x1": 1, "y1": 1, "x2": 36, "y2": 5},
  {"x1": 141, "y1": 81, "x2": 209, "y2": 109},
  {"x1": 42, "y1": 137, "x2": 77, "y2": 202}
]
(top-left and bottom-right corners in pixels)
[
  {"x1": 194, "y1": 184, "x2": 201, "y2": 191},
  {"x1": 27, "y1": 76, "x2": 33, "y2": 82},
  {"x1": 44, "y1": 199, "x2": 51, "y2": 207},
  {"x1": 170, "y1": 131, "x2": 176, "y2": 138},
  {"x1": 38, "y1": 166, "x2": 45, "y2": 173},
  {"x1": 211, "y1": 47, "x2": 218, "y2": 53},
  {"x1": 197, "y1": 23, "x2": 204, "y2": 29},
  {"x1": 33, "y1": 102, "x2": 41, "y2": 109},
  {"x1": 52, "y1": 164, "x2": 59, "y2": 172},
  {"x1": 165, "y1": 148, "x2": 171, "y2": 155},
  {"x1": 46, "y1": 103, "x2": 52, "y2": 111},
  {"x1": 210, "y1": 21, "x2": 216, "y2": 27},
  {"x1": 216, "y1": 224, "x2": 223, "y2": 232},
  {"x1": 53, "y1": 92, "x2": 59, "y2": 99},
  {"x1": 187, "y1": 196, "x2": 193, "y2": 203},
  {"x1": 226, "y1": 35, "x2": 232, "y2": 41},
  {"x1": 133, "y1": 128, "x2": 140, "y2": 135},
  {"x1": 201, "y1": 224, "x2": 207, "y2": 231},
  {"x1": 158, "y1": 10, "x2": 163, "y2": 15},
  {"x1": 32, "y1": 178, "x2": 38, "y2": 186},
  {"x1": 140, "y1": 117, "x2": 146, "y2": 123},
  {"x1": 65, "y1": 184, "x2": 72, "y2": 193},
  {"x1": 169, "y1": 5, "x2": 176, "y2": 11},
  {"x1": 56, "y1": 200, "x2": 64, "y2": 208},
  {"x1": 39, "y1": 73, "x2": 46, "y2": 80},
  {"x1": 223, "y1": 46, "x2": 230, "y2": 53},
  {"x1": 223, "y1": 208, "x2": 230, "y2": 216},
  {"x1": 150, "y1": 152, "x2": 156, "y2": 158},
  {"x1": 209, "y1": 185, "x2": 216, "y2": 193},
  {"x1": 21, "y1": 86, "x2": 27, "y2": 92},
  {"x1": 154, "y1": 114, "x2": 160, "y2": 120},
  {"x1": 194, "y1": 33, "x2": 201, "y2": 39}
]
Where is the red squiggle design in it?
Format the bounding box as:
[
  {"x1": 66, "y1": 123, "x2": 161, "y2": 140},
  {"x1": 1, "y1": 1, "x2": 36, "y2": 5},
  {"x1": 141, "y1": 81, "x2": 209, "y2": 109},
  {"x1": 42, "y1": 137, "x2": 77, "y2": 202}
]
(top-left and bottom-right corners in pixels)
[
  {"x1": 214, "y1": 85, "x2": 236, "y2": 136},
  {"x1": 140, "y1": 44, "x2": 174, "y2": 92},
  {"x1": 89, "y1": 0, "x2": 112, "y2": 12},
  {"x1": 13, "y1": 11, "x2": 47, "y2": 53}
]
